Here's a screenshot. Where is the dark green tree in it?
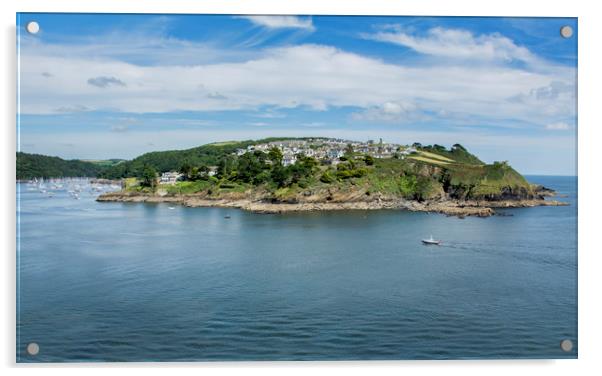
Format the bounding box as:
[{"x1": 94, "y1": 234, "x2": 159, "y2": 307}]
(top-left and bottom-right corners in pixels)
[
  {"x1": 345, "y1": 143, "x2": 354, "y2": 155},
  {"x1": 217, "y1": 156, "x2": 236, "y2": 179},
  {"x1": 452, "y1": 143, "x2": 467, "y2": 152},
  {"x1": 268, "y1": 147, "x2": 283, "y2": 165},
  {"x1": 197, "y1": 164, "x2": 210, "y2": 179},
  {"x1": 236, "y1": 152, "x2": 266, "y2": 183},
  {"x1": 140, "y1": 165, "x2": 158, "y2": 188},
  {"x1": 179, "y1": 160, "x2": 193, "y2": 178},
  {"x1": 271, "y1": 165, "x2": 292, "y2": 187}
]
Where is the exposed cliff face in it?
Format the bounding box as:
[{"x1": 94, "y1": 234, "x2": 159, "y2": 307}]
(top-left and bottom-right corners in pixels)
[
  {"x1": 532, "y1": 185, "x2": 557, "y2": 198},
  {"x1": 411, "y1": 162, "x2": 443, "y2": 178},
  {"x1": 471, "y1": 185, "x2": 535, "y2": 201},
  {"x1": 435, "y1": 162, "x2": 538, "y2": 202}
]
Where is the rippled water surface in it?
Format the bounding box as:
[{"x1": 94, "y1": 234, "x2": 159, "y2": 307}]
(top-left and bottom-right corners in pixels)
[{"x1": 17, "y1": 176, "x2": 577, "y2": 362}]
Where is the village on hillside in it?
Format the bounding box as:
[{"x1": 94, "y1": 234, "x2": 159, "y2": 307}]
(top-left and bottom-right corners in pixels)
[
  {"x1": 235, "y1": 138, "x2": 417, "y2": 167},
  {"x1": 159, "y1": 138, "x2": 417, "y2": 184}
]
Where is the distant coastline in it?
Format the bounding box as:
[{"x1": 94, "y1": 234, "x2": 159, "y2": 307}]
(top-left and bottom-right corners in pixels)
[{"x1": 21, "y1": 137, "x2": 572, "y2": 217}]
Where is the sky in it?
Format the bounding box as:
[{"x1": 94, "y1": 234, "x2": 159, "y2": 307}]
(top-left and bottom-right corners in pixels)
[{"x1": 17, "y1": 14, "x2": 577, "y2": 175}]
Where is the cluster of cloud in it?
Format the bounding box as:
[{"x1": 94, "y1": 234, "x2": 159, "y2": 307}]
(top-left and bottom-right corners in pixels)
[
  {"x1": 351, "y1": 101, "x2": 421, "y2": 122},
  {"x1": 110, "y1": 124, "x2": 129, "y2": 132},
  {"x1": 19, "y1": 23, "x2": 575, "y2": 133},
  {"x1": 239, "y1": 16, "x2": 315, "y2": 31},
  {"x1": 87, "y1": 76, "x2": 126, "y2": 88},
  {"x1": 365, "y1": 26, "x2": 537, "y2": 64},
  {"x1": 545, "y1": 122, "x2": 571, "y2": 130}
]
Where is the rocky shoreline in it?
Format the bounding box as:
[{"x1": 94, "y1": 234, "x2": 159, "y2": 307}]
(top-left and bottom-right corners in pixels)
[{"x1": 96, "y1": 191, "x2": 568, "y2": 217}]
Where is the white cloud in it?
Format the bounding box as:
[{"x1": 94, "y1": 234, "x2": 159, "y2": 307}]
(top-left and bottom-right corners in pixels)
[
  {"x1": 352, "y1": 101, "x2": 420, "y2": 122},
  {"x1": 301, "y1": 122, "x2": 326, "y2": 127},
  {"x1": 252, "y1": 109, "x2": 287, "y2": 119},
  {"x1": 508, "y1": 81, "x2": 576, "y2": 121},
  {"x1": 88, "y1": 76, "x2": 126, "y2": 88},
  {"x1": 110, "y1": 124, "x2": 129, "y2": 132},
  {"x1": 54, "y1": 104, "x2": 90, "y2": 113},
  {"x1": 19, "y1": 32, "x2": 575, "y2": 130},
  {"x1": 366, "y1": 27, "x2": 537, "y2": 64},
  {"x1": 18, "y1": 31, "x2": 258, "y2": 67},
  {"x1": 240, "y1": 16, "x2": 315, "y2": 31},
  {"x1": 546, "y1": 122, "x2": 571, "y2": 130}
]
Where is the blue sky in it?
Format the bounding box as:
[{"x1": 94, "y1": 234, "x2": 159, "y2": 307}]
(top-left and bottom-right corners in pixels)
[{"x1": 17, "y1": 14, "x2": 577, "y2": 175}]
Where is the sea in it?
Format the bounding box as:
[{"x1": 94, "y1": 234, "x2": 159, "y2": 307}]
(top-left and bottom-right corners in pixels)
[{"x1": 16, "y1": 175, "x2": 577, "y2": 362}]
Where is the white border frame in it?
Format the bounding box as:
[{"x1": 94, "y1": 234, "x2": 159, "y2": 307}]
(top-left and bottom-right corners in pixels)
[{"x1": 2, "y1": 1, "x2": 600, "y2": 375}]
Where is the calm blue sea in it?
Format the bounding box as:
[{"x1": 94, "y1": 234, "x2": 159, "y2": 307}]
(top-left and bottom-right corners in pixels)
[{"x1": 16, "y1": 176, "x2": 577, "y2": 362}]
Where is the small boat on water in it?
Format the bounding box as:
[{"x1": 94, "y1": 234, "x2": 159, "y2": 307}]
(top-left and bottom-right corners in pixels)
[
  {"x1": 224, "y1": 215, "x2": 231, "y2": 219},
  {"x1": 421, "y1": 235, "x2": 441, "y2": 245}
]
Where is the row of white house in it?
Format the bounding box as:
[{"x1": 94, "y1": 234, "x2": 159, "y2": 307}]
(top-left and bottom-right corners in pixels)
[
  {"x1": 235, "y1": 138, "x2": 417, "y2": 166},
  {"x1": 156, "y1": 141, "x2": 418, "y2": 184}
]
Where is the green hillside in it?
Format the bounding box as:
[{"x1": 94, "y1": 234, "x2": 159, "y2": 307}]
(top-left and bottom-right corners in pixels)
[
  {"x1": 18, "y1": 139, "x2": 536, "y2": 202},
  {"x1": 98, "y1": 137, "x2": 309, "y2": 179},
  {"x1": 16, "y1": 152, "x2": 105, "y2": 179},
  {"x1": 103, "y1": 139, "x2": 535, "y2": 202}
]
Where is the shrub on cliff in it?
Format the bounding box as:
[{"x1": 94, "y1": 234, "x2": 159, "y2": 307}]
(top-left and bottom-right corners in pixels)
[{"x1": 320, "y1": 170, "x2": 336, "y2": 183}]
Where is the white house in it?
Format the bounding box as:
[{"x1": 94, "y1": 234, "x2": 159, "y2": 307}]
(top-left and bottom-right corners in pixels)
[
  {"x1": 160, "y1": 171, "x2": 182, "y2": 185},
  {"x1": 282, "y1": 154, "x2": 297, "y2": 166},
  {"x1": 327, "y1": 149, "x2": 344, "y2": 159},
  {"x1": 207, "y1": 166, "x2": 218, "y2": 177}
]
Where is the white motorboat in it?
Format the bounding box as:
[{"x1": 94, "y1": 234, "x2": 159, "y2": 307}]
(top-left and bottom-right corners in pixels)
[{"x1": 421, "y1": 235, "x2": 441, "y2": 245}]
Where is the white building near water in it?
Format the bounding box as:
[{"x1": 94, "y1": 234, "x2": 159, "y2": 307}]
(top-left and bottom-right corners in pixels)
[
  {"x1": 207, "y1": 166, "x2": 218, "y2": 177},
  {"x1": 160, "y1": 171, "x2": 182, "y2": 185}
]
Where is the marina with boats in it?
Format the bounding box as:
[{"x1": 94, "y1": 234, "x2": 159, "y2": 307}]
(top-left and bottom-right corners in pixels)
[{"x1": 22, "y1": 178, "x2": 122, "y2": 200}]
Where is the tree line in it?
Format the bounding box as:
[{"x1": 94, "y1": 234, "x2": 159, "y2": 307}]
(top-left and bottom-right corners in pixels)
[{"x1": 16, "y1": 152, "x2": 104, "y2": 179}]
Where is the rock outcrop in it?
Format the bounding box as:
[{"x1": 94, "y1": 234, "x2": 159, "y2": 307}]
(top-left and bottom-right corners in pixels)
[{"x1": 97, "y1": 190, "x2": 568, "y2": 218}]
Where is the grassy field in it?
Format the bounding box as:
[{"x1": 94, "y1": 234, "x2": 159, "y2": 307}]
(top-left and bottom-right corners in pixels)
[
  {"x1": 421, "y1": 147, "x2": 484, "y2": 165},
  {"x1": 160, "y1": 179, "x2": 252, "y2": 195},
  {"x1": 164, "y1": 180, "x2": 213, "y2": 194},
  {"x1": 81, "y1": 159, "x2": 125, "y2": 167},
  {"x1": 417, "y1": 151, "x2": 455, "y2": 162},
  {"x1": 408, "y1": 155, "x2": 452, "y2": 166}
]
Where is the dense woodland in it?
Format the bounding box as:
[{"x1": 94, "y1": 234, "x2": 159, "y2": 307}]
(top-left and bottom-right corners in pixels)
[{"x1": 16, "y1": 152, "x2": 106, "y2": 179}]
